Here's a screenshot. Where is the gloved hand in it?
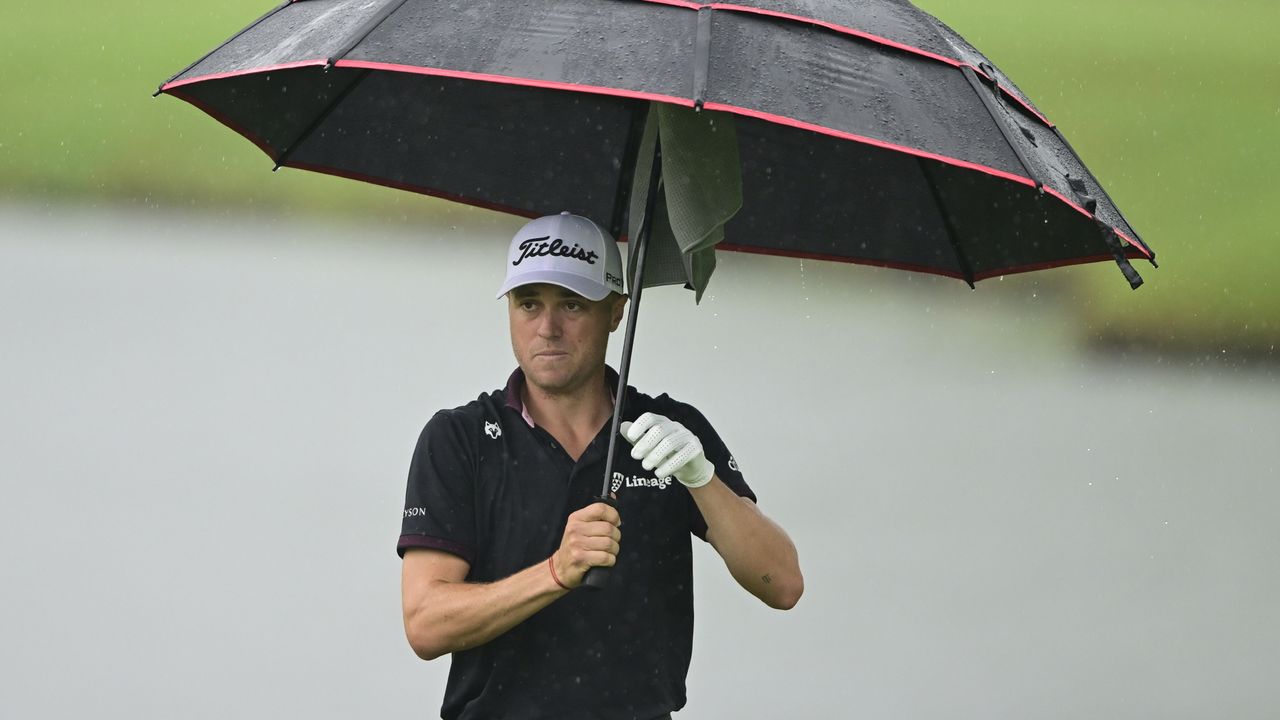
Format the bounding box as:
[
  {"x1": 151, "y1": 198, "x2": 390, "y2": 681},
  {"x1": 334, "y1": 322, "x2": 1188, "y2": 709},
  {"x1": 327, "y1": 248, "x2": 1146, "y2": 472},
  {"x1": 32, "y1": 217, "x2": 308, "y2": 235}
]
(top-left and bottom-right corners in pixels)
[{"x1": 620, "y1": 412, "x2": 715, "y2": 488}]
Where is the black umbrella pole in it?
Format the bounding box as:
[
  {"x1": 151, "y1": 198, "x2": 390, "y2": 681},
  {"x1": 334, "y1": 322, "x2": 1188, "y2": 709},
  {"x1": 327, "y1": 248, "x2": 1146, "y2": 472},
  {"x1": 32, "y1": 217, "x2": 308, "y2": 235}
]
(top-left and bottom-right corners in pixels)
[
  {"x1": 579, "y1": 230, "x2": 649, "y2": 591},
  {"x1": 581, "y1": 142, "x2": 661, "y2": 591}
]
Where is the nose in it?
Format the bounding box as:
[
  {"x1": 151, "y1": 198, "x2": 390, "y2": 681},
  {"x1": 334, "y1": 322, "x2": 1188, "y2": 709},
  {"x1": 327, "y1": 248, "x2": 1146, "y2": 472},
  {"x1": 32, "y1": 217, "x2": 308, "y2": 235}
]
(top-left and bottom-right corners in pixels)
[{"x1": 536, "y1": 307, "x2": 561, "y2": 339}]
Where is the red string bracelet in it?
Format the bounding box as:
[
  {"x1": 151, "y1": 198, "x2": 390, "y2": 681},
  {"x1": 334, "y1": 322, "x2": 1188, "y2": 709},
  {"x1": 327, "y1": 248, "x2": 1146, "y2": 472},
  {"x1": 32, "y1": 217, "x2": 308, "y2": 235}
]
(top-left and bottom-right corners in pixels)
[{"x1": 548, "y1": 556, "x2": 571, "y2": 591}]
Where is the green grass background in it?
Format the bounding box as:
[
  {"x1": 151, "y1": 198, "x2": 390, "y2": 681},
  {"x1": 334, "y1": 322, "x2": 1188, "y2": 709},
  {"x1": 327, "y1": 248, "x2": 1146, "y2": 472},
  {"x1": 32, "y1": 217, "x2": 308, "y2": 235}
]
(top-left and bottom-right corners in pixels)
[{"x1": 3, "y1": 1, "x2": 1276, "y2": 355}]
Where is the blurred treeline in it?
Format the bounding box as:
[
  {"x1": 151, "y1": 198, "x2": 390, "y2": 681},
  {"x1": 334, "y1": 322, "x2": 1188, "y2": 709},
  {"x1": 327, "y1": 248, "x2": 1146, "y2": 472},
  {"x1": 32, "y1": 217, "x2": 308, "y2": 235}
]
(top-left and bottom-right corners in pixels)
[{"x1": 2, "y1": 1, "x2": 1275, "y2": 358}]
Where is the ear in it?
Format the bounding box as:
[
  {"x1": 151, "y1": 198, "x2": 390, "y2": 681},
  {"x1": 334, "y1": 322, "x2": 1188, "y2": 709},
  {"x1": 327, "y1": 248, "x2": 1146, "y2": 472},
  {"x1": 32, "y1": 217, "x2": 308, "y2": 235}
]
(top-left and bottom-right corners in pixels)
[{"x1": 608, "y1": 294, "x2": 628, "y2": 332}]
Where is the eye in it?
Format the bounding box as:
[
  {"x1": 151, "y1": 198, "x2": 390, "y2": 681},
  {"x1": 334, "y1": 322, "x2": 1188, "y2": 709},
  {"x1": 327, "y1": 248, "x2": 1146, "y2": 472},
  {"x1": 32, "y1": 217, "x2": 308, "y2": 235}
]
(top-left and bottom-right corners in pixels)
[{"x1": 563, "y1": 301, "x2": 584, "y2": 312}]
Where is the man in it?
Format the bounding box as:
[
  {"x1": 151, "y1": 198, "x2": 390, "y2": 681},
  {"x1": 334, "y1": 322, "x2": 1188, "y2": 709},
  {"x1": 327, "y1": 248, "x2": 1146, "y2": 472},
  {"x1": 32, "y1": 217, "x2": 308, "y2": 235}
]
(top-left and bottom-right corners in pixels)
[{"x1": 399, "y1": 212, "x2": 803, "y2": 720}]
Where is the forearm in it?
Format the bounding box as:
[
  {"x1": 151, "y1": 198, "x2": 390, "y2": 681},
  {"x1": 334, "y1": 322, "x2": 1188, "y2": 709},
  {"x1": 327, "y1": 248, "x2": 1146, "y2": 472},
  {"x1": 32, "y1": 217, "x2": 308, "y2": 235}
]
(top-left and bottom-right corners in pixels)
[
  {"x1": 403, "y1": 558, "x2": 567, "y2": 660},
  {"x1": 691, "y1": 476, "x2": 803, "y2": 609}
]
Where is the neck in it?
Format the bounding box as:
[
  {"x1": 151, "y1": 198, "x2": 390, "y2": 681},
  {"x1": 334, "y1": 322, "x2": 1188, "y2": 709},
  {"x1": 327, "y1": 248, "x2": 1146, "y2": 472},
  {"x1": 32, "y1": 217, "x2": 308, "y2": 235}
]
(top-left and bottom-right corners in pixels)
[{"x1": 521, "y1": 367, "x2": 614, "y2": 438}]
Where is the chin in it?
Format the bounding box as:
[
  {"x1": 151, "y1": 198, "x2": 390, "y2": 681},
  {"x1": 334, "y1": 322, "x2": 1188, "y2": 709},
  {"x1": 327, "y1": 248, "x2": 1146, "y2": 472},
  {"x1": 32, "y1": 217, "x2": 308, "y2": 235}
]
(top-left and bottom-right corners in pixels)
[{"x1": 523, "y1": 367, "x2": 573, "y2": 393}]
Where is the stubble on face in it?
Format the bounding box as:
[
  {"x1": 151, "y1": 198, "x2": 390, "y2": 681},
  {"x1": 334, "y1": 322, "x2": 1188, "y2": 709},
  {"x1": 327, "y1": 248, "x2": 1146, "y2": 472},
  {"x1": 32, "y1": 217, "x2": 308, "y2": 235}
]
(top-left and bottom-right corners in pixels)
[{"x1": 508, "y1": 284, "x2": 624, "y2": 397}]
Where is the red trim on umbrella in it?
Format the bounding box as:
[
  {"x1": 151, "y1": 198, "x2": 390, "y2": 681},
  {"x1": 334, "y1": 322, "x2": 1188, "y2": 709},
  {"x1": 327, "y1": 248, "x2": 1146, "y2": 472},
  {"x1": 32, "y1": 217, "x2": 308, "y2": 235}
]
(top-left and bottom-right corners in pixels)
[
  {"x1": 161, "y1": 62, "x2": 1142, "y2": 274},
  {"x1": 960, "y1": 65, "x2": 1051, "y2": 127},
  {"x1": 1115, "y1": 229, "x2": 1152, "y2": 258},
  {"x1": 164, "y1": 88, "x2": 280, "y2": 160},
  {"x1": 291, "y1": 158, "x2": 1153, "y2": 283},
  {"x1": 635, "y1": 0, "x2": 702, "y2": 8},
  {"x1": 160, "y1": 59, "x2": 326, "y2": 92},
  {"x1": 166, "y1": 60, "x2": 1005, "y2": 181},
  {"x1": 971, "y1": 252, "x2": 1148, "y2": 282},
  {"x1": 332, "y1": 60, "x2": 698, "y2": 108},
  {"x1": 714, "y1": 243, "x2": 1142, "y2": 284},
  {"x1": 327, "y1": 60, "x2": 1041, "y2": 192},
  {"x1": 1043, "y1": 186, "x2": 1097, "y2": 220},
  {"x1": 635, "y1": 0, "x2": 1052, "y2": 126},
  {"x1": 1042, "y1": 187, "x2": 1153, "y2": 260},
  {"x1": 712, "y1": 3, "x2": 960, "y2": 67},
  {"x1": 700, "y1": 101, "x2": 1036, "y2": 188},
  {"x1": 157, "y1": 21, "x2": 1049, "y2": 129},
  {"x1": 637, "y1": 0, "x2": 957, "y2": 67}
]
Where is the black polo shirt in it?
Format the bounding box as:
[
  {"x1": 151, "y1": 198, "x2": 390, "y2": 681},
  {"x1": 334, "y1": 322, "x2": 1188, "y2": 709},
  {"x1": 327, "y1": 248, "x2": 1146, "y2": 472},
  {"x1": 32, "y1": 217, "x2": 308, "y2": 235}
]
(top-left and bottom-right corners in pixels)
[{"x1": 398, "y1": 367, "x2": 755, "y2": 720}]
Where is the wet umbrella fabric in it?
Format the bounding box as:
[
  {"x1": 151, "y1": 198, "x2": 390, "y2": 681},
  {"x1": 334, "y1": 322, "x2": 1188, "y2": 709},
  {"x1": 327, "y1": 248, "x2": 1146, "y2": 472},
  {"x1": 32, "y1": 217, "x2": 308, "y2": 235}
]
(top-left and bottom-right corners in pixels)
[{"x1": 158, "y1": 0, "x2": 1155, "y2": 289}]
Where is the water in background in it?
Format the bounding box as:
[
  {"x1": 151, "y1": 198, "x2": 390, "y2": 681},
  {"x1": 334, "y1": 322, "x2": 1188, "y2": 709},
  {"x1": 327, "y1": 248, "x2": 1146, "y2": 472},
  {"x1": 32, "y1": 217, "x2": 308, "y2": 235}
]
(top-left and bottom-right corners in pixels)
[{"x1": 1, "y1": 201, "x2": 1276, "y2": 719}]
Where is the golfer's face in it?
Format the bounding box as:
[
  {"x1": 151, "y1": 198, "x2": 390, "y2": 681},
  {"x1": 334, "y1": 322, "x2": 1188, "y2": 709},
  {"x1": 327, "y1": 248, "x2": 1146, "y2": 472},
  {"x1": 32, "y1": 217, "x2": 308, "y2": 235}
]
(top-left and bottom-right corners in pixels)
[{"x1": 508, "y1": 284, "x2": 624, "y2": 394}]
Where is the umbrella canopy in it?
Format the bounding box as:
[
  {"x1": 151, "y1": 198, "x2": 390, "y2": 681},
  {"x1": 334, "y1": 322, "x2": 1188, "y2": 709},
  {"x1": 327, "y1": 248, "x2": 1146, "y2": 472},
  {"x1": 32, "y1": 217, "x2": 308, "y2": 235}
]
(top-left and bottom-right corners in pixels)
[{"x1": 158, "y1": 0, "x2": 1155, "y2": 289}]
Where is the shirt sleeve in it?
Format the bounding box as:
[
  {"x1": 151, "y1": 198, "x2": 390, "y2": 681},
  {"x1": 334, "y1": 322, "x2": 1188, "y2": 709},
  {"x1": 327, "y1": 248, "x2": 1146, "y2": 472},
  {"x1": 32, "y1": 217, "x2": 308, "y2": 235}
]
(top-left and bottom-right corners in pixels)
[
  {"x1": 673, "y1": 402, "x2": 756, "y2": 542},
  {"x1": 397, "y1": 411, "x2": 477, "y2": 563}
]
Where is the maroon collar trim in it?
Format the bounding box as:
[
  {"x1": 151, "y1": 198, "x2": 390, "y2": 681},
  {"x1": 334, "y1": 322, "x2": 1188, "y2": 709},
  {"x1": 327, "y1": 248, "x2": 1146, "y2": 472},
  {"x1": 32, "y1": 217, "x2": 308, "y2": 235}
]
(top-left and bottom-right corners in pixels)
[{"x1": 503, "y1": 366, "x2": 622, "y2": 428}]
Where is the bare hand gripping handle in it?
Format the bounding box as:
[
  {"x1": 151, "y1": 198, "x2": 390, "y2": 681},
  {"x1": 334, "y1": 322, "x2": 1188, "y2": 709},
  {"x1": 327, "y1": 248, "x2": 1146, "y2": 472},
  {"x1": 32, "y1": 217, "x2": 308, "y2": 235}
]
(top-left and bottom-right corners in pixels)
[{"x1": 580, "y1": 495, "x2": 618, "y2": 590}]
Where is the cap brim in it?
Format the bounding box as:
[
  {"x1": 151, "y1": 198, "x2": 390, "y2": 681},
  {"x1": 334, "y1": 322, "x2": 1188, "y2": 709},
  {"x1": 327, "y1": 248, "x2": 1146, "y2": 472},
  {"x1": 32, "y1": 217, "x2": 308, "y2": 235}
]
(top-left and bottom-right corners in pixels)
[{"x1": 495, "y1": 269, "x2": 613, "y2": 301}]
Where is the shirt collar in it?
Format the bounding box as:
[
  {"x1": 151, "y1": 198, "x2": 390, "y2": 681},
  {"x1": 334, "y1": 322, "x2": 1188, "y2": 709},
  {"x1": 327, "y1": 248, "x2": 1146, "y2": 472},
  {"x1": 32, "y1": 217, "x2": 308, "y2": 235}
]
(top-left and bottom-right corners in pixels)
[{"x1": 503, "y1": 366, "x2": 622, "y2": 428}]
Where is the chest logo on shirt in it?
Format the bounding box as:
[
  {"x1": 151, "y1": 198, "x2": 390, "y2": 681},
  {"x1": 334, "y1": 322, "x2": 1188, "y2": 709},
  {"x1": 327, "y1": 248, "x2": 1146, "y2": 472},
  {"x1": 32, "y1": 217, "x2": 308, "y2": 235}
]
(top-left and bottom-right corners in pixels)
[
  {"x1": 612, "y1": 471, "x2": 674, "y2": 492},
  {"x1": 484, "y1": 421, "x2": 502, "y2": 439}
]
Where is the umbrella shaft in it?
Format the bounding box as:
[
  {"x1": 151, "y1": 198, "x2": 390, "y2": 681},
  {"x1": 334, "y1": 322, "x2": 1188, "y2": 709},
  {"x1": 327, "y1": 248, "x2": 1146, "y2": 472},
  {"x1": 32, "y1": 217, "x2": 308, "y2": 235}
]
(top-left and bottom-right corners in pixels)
[{"x1": 598, "y1": 139, "x2": 661, "y2": 500}]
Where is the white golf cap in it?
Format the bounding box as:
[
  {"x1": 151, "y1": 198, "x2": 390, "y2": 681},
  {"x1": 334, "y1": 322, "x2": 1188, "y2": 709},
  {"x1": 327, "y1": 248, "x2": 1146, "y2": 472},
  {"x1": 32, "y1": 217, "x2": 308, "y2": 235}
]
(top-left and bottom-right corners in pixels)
[{"x1": 495, "y1": 212, "x2": 625, "y2": 301}]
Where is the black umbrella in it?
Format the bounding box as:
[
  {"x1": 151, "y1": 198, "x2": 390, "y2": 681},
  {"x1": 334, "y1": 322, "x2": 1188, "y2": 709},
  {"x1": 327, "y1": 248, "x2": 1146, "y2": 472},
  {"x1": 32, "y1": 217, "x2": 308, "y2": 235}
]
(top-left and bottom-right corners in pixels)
[{"x1": 157, "y1": 0, "x2": 1155, "y2": 583}]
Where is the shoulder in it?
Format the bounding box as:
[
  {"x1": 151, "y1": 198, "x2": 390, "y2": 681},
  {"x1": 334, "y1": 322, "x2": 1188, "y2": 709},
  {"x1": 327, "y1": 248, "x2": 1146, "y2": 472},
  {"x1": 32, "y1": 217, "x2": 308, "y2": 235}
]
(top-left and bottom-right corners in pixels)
[
  {"x1": 440, "y1": 388, "x2": 505, "y2": 422},
  {"x1": 417, "y1": 388, "x2": 508, "y2": 444}
]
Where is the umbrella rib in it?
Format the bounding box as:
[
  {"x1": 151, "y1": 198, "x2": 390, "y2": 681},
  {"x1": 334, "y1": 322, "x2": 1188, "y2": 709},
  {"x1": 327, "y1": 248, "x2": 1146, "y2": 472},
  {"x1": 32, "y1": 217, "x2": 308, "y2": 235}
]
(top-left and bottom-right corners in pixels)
[
  {"x1": 917, "y1": 158, "x2": 976, "y2": 289},
  {"x1": 1097, "y1": 221, "x2": 1144, "y2": 290},
  {"x1": 693, "y1": 7, "x2": 713, "y2": 110},
  {"x1": 325, "y1": 0, "x2": 413, "y2": 68},
  {"x1": 960, "y1": 65, "x2": 1044, "y2": 192},
  {"x1": 154, "y1": 0, "x2": 293, "y2": 95},
  {"x1": 272, "y1": 70, "x2": 372, "y2": 170},
  {"x1": 1050, "y1": 126, "x2": 1154, "y2": 262}
]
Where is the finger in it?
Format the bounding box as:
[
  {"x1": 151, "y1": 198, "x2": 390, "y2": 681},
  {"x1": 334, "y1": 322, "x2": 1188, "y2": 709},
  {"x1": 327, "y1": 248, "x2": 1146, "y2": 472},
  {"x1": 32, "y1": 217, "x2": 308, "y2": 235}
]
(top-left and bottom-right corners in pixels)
[
  {"x1": 578, "y1": 522, "x2": 622, "y2": 543},
  {"x1": 630, "y1": 422, "x2": 669, "y2": 461},
  {"x1": 577, "y1": 520, "x2": 622, "y2": 538},
  {"x1": 586, "y1": 550, "x2": 617, "y2": 568},
  {"x1": 619, "y1": 421, "x2": 633, "y2": 441},
  {"x1": 655, "y1": 443, "x2": 701, "y2": 479},
  {"x1": 573, "y1": 523, "x2": 622, "y2": 543},
  {"x1": 623, "y1": 412, "x2": 659, "y2": 444},
  {"x1": 602, "y1": 503, "x2": 621, "y2": 526},
  {"x1": 582, "y1": 535, "x2": 621, "y2": 555},
  {"x1": 642, "y1": 429, "x2": 688, "y2": 472},
  {"x1": 577, "y1": 502, "x2": 620, "y2": 525}
]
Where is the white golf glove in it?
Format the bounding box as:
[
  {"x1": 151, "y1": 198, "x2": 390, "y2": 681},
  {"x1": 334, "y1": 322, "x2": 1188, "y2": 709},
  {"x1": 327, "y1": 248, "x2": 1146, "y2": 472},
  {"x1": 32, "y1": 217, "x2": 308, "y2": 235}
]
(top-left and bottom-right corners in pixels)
[{"x1": 620, "y1": 412, "x2": 715, "y2": 489}]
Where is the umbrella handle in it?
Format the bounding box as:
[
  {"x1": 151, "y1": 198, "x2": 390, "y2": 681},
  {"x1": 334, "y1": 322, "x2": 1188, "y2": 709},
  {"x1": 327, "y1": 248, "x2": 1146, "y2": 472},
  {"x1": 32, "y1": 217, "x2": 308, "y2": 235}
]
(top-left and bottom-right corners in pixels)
[
  {"x1": 580, "y1": 495, "x2": 617, "y2": 591},
  {"x1": 580, "y1": 567, "x2": 609, "y2": 590}
]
